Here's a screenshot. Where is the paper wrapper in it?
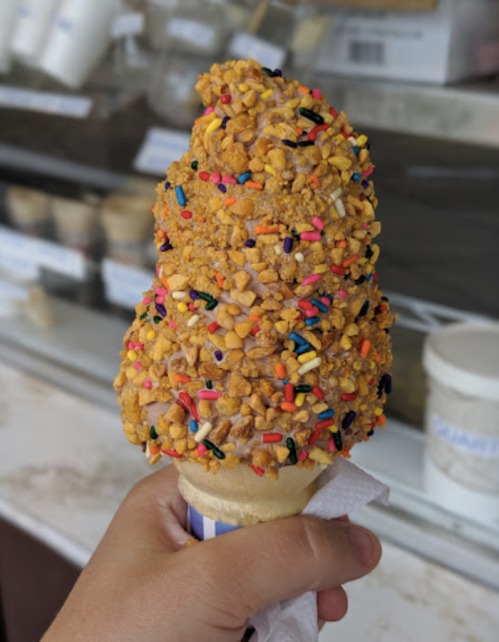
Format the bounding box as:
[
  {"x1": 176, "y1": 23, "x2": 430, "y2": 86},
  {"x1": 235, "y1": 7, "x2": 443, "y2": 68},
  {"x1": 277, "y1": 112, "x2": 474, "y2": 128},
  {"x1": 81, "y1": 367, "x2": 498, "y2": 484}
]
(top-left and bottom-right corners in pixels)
[{"x1": 175, "y1": 458, "x2": 389, "y2": 642}]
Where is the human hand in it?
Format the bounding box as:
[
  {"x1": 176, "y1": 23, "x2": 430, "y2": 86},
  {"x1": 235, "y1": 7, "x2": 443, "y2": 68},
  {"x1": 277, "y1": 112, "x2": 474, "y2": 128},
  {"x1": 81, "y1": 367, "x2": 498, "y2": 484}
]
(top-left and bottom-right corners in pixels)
[{"x1": 42, "y1": 465, "x2": 381, "y2": 642}]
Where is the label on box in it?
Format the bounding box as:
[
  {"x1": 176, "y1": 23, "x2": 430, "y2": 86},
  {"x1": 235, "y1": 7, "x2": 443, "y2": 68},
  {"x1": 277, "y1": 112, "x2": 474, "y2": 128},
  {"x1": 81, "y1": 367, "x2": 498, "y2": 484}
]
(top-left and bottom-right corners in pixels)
[
  {"x1": 112, "y1": 12, "x2": 145, "y2": 39},
  {"x1": 229, "y1": 33, "x2": 286, "y2": 71},
  {"x1": 0, "y1": 85, "x2": 92, "y2": 118},
  {"x1": 432, "y1": 414, "x2": 499, "y2": 459},
  {"x1": 134, "y1": 127, "x2": 190, "y2": 176},
  {"x1": 0, "y1": 277, "x2": 30, "y2": 303},
  {"x1": 0, "y1": 226, "x2": 87, "y2": 280},
  {"x1": 102, "y1": 258, "x2": 154, "y2": 309},
  {"x1": 167, "y1": 18, "x2": 216, "y2": 51}
]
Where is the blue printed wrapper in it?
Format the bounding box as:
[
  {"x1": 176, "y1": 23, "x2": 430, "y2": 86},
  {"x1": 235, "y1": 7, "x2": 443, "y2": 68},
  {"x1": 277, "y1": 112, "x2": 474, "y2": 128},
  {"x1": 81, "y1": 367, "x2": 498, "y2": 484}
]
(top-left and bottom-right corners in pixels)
[{"x1": 188, "y1": 504, "x2": 242, "y2": 540}]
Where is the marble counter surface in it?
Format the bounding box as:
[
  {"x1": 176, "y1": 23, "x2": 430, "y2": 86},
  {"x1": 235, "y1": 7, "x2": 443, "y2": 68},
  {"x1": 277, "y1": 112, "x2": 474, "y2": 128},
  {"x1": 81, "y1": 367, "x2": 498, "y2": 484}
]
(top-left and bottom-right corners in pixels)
[{"x1": 1, "y1": 363, "x2": 498, "y2": 641}]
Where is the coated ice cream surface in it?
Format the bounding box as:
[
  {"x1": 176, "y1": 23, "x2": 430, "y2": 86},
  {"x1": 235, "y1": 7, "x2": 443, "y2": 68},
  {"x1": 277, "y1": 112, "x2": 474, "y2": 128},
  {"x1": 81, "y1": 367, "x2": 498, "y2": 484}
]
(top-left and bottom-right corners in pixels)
[{"x1": 114, "y1": 59, "x2": 394, "y2": 479}]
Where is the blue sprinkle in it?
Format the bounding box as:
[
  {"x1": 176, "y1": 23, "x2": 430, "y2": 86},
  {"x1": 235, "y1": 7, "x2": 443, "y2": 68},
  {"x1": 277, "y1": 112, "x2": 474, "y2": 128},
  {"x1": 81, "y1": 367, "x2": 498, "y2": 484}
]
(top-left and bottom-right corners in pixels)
[
  {"x1": 160, "y1": 242, "x2": 172, "y2": 252},
  {"x1": 283, "y1": 379, "x2": 289, "y2": 385},
  {"x1": 361, "y1": 179, "x2": 369, "y2": 189},
  {"x1": 366, "y1": 274, "x2": 373, "y2": 282},
  {"x1": 190, "y1": 289, "x2": 200, "y2": 300},
  {"x1": 175, "y1": 185, "x2": 186, "y2": 206},
  {"x1": 352, "y1": 173, "x2": 361, "y2": 182},
  {"x1": 342, "y1": 411, "x2": 356, "y2": 430},
  {"x1": 245, "y1": 239, "x2": 256, "y2": 248},
  {"x1": 222, "y1": 115, "x2": 230, "y2": 130},
  {"x1": 155, "y1": 303, "x2": 166, "y2": 317},
  {"x1": 282, "y1": 139, "x2": 297, "y2": 148},
  {"x1": 218, "y1": 183, "x2": 227, "y2": 193},
  {"x1": 296, "y1": 343, "x2": 312, "y2": 355},
  {"x1": 190, "y1": 420, "x2": 198, "y2": 433},
  {"x1": 319, "y1": 409, "x2": 335, "y2": 420},
  {"x1": 238, "y1": 172, "x2": 251, "y2": 184},
  {"x1": 214, "y1": 350, "x2": 223, "y2": 361},
  {"x1": 305, "y1": 317, "x2": 320, "y2": 326},
  {"x1": 289, "y1": 332, "x2": 306, "y2": 345},
  {"x1": 164, "y1": 180, "x2": 171, "y2": 190},
  {"x1": 351, "y1": 146, "x2": 360, "y2": 154},
  {"x1": 311, "y1": 298, "x2": 328, "y2": 313},
  {"x1": 284, "y1": 236, "x2": 293, "y2": 253}
]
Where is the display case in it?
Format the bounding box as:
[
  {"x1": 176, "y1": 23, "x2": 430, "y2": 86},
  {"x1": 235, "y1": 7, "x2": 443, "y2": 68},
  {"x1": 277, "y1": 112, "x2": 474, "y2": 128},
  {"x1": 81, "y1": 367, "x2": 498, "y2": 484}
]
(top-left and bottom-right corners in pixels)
[{"x1": 1, "y1": 0, "x2": 499, "y2": 612}]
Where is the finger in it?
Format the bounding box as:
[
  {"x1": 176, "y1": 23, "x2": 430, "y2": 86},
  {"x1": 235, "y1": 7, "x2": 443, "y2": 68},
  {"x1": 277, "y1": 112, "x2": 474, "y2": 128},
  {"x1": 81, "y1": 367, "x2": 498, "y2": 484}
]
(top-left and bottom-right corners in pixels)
[
  {"x1": 317, "y1": 586, "x2": 348, "y2": 622},
  {"x1": 179, "y1": 515, "x2": 381, "y2": 621}
]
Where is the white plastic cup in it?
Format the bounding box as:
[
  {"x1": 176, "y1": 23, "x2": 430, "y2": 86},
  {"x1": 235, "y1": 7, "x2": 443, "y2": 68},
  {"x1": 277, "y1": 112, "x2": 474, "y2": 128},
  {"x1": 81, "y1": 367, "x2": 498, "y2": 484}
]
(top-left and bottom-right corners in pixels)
[
  {"x1": 39, "y1": 0, "x2": 118, "y2": 89},
  {"x1": 423, "y1": 323, "x2": 499, "y2": 522},
  {"x1": 6, "y1": 185, "x2": 52, "y2": 236},
  {"x1": 10, "y1": 0, "x2": 60, "y2": 64},
  {"x1": 0, "y1": 0, "x2": 20, "y2": 72}
]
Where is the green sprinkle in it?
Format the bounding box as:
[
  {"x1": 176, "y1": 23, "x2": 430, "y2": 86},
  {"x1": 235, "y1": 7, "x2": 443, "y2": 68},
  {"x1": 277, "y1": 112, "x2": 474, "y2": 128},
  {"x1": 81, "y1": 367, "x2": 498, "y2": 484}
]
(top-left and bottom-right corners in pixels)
[
  {"x1": 291, "y1": 229, "x2": 299, "y2": 238},
  {"x1": 298, "y1": 107, "x2": 324, "y2": 125},
  {"x1": 140, "y1": 312, "x2": 147, "y2": 320},
  {"x1": 153, "y1": 315, "x2": 161, "y2": 324},
  {"x1": 203, "y1": 439, "x2": 226, "y2": 460},
  {"x1": 197, "y1": 291, "x2": 212, "y2": 302},
  {"x1": 333, "y1": 430, "x2": 343, "y2": 451},
  {"x1": 295, "y1": 385, "x2": 312, "y2": 393},
  {"x1": 261, "y1": 67, "x2": 275, "y2": 77},
  {"x1": 206, "y1": 300, "x2": 218, "y2": 311},
  {"x1": 357, "y1": 301, "x2": 370, "y2": 318},
  {"x1": 205, "y1": 380, "x2": 213, "y2": 390},
  {"x1": 365, "y1": 245, "x2": 374, "y2": 260},
  {"x1": 191, "y1": 160, "x2": 198, "y2": 170},
  {"x1": 150, "y1": 426, "x2": 158, "y2": 440},
  {"x1": 286, "y1": 437, "x2": 298, "y2": 465}
]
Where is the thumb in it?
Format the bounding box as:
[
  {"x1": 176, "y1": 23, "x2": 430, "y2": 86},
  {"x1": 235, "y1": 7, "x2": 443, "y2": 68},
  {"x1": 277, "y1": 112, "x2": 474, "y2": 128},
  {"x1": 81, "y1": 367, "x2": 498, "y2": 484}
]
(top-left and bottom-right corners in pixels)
[{"x1": 181, "y1": 514, "x2": 381, "y2": 623}]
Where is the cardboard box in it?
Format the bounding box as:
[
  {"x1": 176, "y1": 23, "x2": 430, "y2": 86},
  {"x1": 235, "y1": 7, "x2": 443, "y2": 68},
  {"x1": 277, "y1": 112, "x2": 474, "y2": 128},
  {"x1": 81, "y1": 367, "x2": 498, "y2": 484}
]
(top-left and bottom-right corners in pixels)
[{"x1": 316, "y1": 0, "x2": 499, "y2": 83}]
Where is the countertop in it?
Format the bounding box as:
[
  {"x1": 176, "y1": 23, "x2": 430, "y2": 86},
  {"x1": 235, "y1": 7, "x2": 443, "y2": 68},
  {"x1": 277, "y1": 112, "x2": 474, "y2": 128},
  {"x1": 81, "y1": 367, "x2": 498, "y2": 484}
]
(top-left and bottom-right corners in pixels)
[{"x1": 1, "y1": 362, "x2": 498, "y2": 641}]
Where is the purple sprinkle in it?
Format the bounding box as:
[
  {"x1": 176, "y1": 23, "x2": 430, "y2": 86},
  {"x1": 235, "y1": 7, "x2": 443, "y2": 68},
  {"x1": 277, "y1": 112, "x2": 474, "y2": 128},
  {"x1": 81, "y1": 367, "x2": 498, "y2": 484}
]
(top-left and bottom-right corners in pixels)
[
  {"x1": 245, "y1": 239, "x2": 256, "y2": 248},
  {"x1": 214, "y1": 350, "x2": 223, "y2": 361},
  {"x1": 160, "y1": 242, "x2": 172, "y2": 252},
  {"x1": 222, "y1": 116, "x2": 230, "y2": 130},
  {"x1": 218, "y1": 183, "x2": 227, "y2": 193},
  {"x1": 164, "y1": 181, "x2": 171, "y2": 190},
  {"x1": 155, "y1": 303, "x2": 166, "y2": 317},
  {"x1": 282, "y1": 139, "x2": 297, "y2": 148},
  {"x1": 342, "y1": 411, "x2": 356, "y2": 430},
  {"x1": 274, "y1": 69, "x2": 282, "y2": 76},
  {"x1": 361, "y1": 180, "x2": 369, "y2": 189},
  {"x1": 284, "y1": 237, "x2": 293, "y2": 254},
  {"x1": 190, "y1": 290, "x2": 200, "y2": 300}
]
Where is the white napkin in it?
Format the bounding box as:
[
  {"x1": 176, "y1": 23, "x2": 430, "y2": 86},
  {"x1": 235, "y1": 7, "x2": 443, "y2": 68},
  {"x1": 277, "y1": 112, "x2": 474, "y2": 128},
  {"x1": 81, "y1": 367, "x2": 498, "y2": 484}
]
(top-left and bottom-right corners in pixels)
[{"x1": 249, "y1": 458, "x2": 389, "y2": 642}]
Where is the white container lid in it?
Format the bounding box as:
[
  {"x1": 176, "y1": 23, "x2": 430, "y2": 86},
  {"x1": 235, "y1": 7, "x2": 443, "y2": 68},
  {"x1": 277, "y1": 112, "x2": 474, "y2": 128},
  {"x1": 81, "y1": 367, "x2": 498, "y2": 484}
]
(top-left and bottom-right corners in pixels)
[{"x1": 423, "y1": 323, "x2": 499, "y2": 401}]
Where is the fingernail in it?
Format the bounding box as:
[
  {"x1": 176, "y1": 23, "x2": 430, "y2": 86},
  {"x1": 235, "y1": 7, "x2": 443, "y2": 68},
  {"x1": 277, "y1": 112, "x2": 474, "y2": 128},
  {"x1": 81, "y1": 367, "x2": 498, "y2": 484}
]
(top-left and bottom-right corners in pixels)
[{"x1": 347, "y1": 526, "x2": 375, "y2": 567}]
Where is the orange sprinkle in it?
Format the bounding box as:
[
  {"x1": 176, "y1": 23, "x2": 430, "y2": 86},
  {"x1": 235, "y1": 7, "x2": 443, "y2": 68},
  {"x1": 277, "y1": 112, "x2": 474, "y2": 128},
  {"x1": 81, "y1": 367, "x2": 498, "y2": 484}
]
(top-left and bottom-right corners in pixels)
[
  {"x1": 298, "y1": 85, "x2": 310, "y2": 94},
  {"x1": 374, "y1": 354, "x2": 381, "y2": 362},
  {"x1": 295, "y1": 126, "x2": 303, "y2": 135},
  {"x1": 175, "y1": 374, "x2": 191, "y2": 384},
  {"x1": 310, "y1": 174, "x2": 321, "y2": 187},
  {"x1": 245, "y1": 180, "x2": 263, "y2": 190},
  {"x1": 377, "y1": 414, "x2": 387, "y2": 427},
  {"x1": 194, "y1": 118, "x2": 201, "y2": 125},
  {"x1": 215, "y1": 272, "x2": 224, "y2": 288},
  {"x1": 249, "y1": 315, "x2": 262, "y2": 321},
  {"x1": 149, "y1": 446, "x2": 161, "y2": 455},
  {"x1": 160, "y1": 276, "x2": 169, "y2": 289},
  {"x1": 281, "y1": 402, "x2": 298, "y2": 412},
  {"x1": 342, "y1": 253, "x2": 359, "y2": 267},
  {"x1": 225, "y1": 196, "x2": 236, "y2": 207},
  {"x1": 338, "y1": 240, "x2": 348, "y2": 248},
  {"x1": 255, "y1": 226, "x2": 279, "y2": 234},
  {"x1": 197, "y1": 216, "x2": 205, "y2": 223},
  {"x1": 162, "y1": 206, "x2": 168, "y2": 215},
  {"x1": 360, "y1": 339, "x2": 371, "y2": 358},
  {"x1": 275, "y1": 363, "x2": 286, "y2": 379},
  {"x1": 341, "y1": 449, "x2": 352, "y2": 458}
]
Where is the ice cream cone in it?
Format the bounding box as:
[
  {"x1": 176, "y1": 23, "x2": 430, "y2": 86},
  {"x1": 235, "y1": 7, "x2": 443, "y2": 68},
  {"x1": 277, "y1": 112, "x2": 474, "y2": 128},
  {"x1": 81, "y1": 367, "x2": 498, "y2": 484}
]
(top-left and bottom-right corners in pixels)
[{"x1": 174, "y1": 460, "x2": 327, "y2": 526}]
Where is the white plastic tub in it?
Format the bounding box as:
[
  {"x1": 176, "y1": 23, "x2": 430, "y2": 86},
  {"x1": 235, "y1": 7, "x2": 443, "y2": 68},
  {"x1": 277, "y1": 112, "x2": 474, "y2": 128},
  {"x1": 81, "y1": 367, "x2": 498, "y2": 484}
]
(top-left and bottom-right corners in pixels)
[{"x1": 423, "y1": 323, "x2": 499, "y2": 522}]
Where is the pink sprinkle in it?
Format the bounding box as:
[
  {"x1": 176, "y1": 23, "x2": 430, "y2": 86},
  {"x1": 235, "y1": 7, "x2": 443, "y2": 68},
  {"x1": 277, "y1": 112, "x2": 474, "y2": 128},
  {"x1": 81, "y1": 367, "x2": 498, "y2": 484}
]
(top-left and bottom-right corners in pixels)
[
  {"x1": 300, "y1": 232, "x2": 321, "y2": 241},
  {"x1": 188, "y1": 303, "x2": 196, "y2": 311},
  {"x1": 144, "y1": 380, "x2": 152, "y2": 390},
  {"x1": 305, "y1": 307, "x2": 319, "y2": 318},
  {"x1": 311, "y1": 216, "x2": 324, "y2": 231},
  {"x1": 143, "y1": 297, "x2": 152, "y2": 305},
  {"x1": 128, "y1": 341, "x2": 135, "y2": 350},
  {"x1": 312, "y1": 88, "x2": 321, "y2": 100},
  {"x1": 156, "y1": 295, "x2": 165, "y2": 304},
  {"x1": 337, "y1": 289, "x2": 347, "y2": 299},
  {"x1": 328, "y1": 436, "x2": 336, "y2": 452},
  {"x1": 198, "y1": 390, "x2": 222, "y2": 400},
  {"x1": 319, "y1": 296, "x2": 331, "y2": 306},
  {"x1": 363, "y1": 166, "x2": 374, "y2": 178},
  {"x1": 154, "y1": 286, "x2": 167, "y2": 295},
  {"x1": 168, "y1": 321, "x2": 178, "y2": 328},
  {"x1": 204, "y1": 106, "x2": 214, "y2": 116},
  {"x1": 136, "y1": 342, "x2": 144, "y2": 349},
  {"x1": 133, "y1": 361, "x2": 141, "y2": 371},
  {"x1": 301, "y1": 274, "x2": 322, "y2": 287},
  {"x1": 197, "y1": 444, "x2": 207, "y2": 456},
  {"x1": 222, "y1": 175, "x2": 237, "y2": 184},
  {"x1": 211, "y1": 172, "x2": 221, "y2": 184},
  {"x1": 362, "y1": 223, "x2": 369, "y2": 229},
  {"x1": 298, "y1": 451, "x2": 309, "y2": 461}
]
